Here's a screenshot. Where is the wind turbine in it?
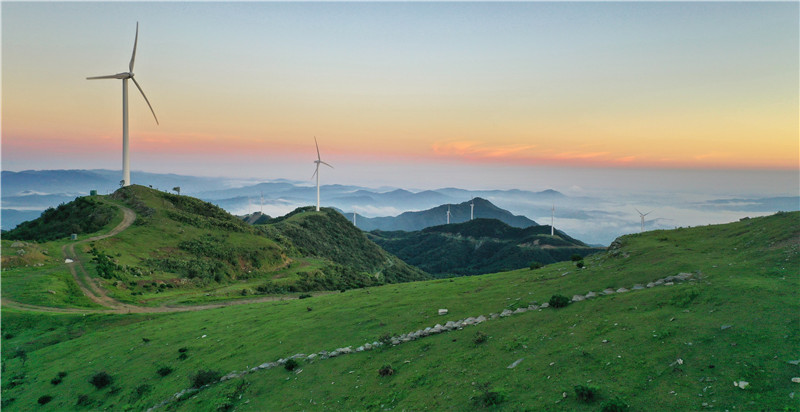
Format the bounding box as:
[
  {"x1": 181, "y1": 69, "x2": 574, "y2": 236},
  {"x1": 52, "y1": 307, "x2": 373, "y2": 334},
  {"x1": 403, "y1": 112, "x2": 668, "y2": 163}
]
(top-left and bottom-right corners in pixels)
[
  {"x1": 311, "y1": 137, "x2": 333, "y2": 211},
  {"x1": 86, "y1": 22, "x2": 159, "y2": 187},
  {"x1": 635, "y1": 208, "x2": 653, "y2": 232},
  {"x1": 470, "y1": 199, "x2": 475, "y2": 221},
  {"x1": 551, "y1": 204, "x2": 555, "y2": 236},
  {"x1": 353, "y1": 210, "x2": 357, "y2": 226},
  {"x1": 446, "y1": 205, "x2": 451, "y2": 224}
]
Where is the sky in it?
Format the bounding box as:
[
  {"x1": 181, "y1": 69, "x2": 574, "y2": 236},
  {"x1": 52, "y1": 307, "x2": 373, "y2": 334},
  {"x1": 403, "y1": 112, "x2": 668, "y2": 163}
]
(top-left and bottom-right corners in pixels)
[{"x1": 2, "y1": 1, "x2": 798, "y2": 196}]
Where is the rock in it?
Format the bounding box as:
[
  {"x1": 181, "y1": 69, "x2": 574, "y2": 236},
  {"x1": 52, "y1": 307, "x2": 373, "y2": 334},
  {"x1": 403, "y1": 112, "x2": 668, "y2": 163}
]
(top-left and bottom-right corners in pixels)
[
  {"x1": 438, "y1": 309, "x2": 448, "y2": 315},
  {"x1": 734, "y1": 381, "x2": 749, "y2": 389},
  {"x1": 363, "y1": 343, "x2": 372, "y2": 351},
  {"x1": 788, "y1": 360, "x2": 800, "y2": 365},
  {"x1": 632, "y1": 284, "x2": 645, "y2": 290},
  {"x1": 616, "y1": 287, "x2": 629, "y2": 293},
  {"x1": 306, "y1": 354, "x2": 317, "y2": 361},
  {"x1": 602, "y1": 288, "x2": 616, "y2": 295},
  {"x1": 527, "y1": 304, "x2": 539, "y2": 310},
  {"x1": 676, "y1": 272, "x2": 693, "y2": 281},
  {"x1": 646, "y1": 282, "x2": 656, "y2": 288},
  {"x1": 11, "y1": 241, "x2": 25, "y2": 248},
  {"x1": 721, "y1": 324, "x2": 732, "y2": 330},
  {"x1": 490, "y1": 313, "x2": 499, "y2": 319},
  {"x1": 654, "y1": 279, "x2": 665, "y2": 286},
  {"x1": 665, "y1": 282, "x2": 674, "y2": 286},
  {"x1": 571, "y1": 295, "x2": 585, "y2": 302},
  {"x1": 500, "y1": 309, "x2": 514, "y2": 317},
  {"x1": 47, "y1": 290, "x2": 56, "y2": 295},
  {"x1": 507, "y1": 358, "x2": 524, "y2": 369},
  {"x1": 64, "y1": 258, "x2": 74, "y2": 263},
  {"x1": 514, "y1": 307, "x2": 527, "y2": 314},
  {"x1": 792, "y1": 377, "x2": 800, "y2": 383},
  {"x1": 540, "y1": 302, "x2": 550, "y2": 308},
  {"x1": 475, "y1": 315, "x2": 487, "y2": 323},
  {"x1": 585, "y1": 291, "x2": 597, "y2": 299}
]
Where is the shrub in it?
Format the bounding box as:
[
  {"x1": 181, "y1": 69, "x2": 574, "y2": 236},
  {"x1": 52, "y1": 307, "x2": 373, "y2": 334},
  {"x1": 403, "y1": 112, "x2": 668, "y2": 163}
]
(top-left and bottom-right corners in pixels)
[
  {"x1": 142, "y1": 337, "x2": 151, "y2": 343},
  {"x1": 157, "y1": 366, "x2": 173, "y2": 377},
  {"x1": 571, "y1": 254, "x2": 583, "y2": 261},
  {"x1": 190, "y1": 369, "x2": 221, "y2": 388},
  {"x1": 38, "y1": 395, "x2": 53, "y2": 405},
  {"x1": 76, "y1": 394, "x2": 92, "y2": 407},
  {"x1": 284, "y1": 358, "x2": 299, "y2": 371},
  {"x1": 473, "y1": 331, "x2": 488, "y2": 345},
  {"x1": 576, "y1": 260, "x2": 585, "y2": 268},
  {"x1": 378, "y1": 365, "x2": 394, "y2": 377},
  {"x1": 3, "y1": 332, "x2": 14, "y2": 339},
  {"x1": 134, "y1": 384, "x2": 152, "y2": 397},
  {"x1": 89, "y1": 371, "x2": 113, "y2": 389},
  {"x1": 178, "y1": 353, "x2": 188, "y2": 360},
  {"x1": 574, "y1": 384, "x2": 599, "y2": 402},
  {"x1": 298, "y1": 293, "x2": 312, "y2": 299},
  {"x1": 600, "y1": 398, "x2": 630, "y2": 412},
  {"x1": 378, "y1": 332, "x2": 393, "y2": 345},
  {"x1": 58, "y1": 371, "x2": 67, "y2": 378},
  {"x1": 51, "y1": 377, "x2": 62, "y2": 385},
  {"x1": 178, "y1": 347, "x2": 188, "y2": 353},
  {"x1": 472, "y1": 383, "x2": 507, "y2": 407},
  {"x1": 549, "y1": 294, "x2": 571, "y2": 308},
  {"x1": 529, "y1": 262, "x2": 542, "y2": 270}
]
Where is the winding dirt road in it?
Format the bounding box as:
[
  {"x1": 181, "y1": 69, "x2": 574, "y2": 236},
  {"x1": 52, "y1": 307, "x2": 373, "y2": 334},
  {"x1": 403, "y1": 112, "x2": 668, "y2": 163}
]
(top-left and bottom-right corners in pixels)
[{"x1": 4, "y1": 204, "x2": 308, "y2": 315}]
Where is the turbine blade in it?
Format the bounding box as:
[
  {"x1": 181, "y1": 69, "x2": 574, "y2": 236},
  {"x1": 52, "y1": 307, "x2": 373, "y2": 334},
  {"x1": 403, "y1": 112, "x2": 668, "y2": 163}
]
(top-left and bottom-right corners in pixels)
[
  {"x1": 320, "y1": 161, "x2": 333, "y2": 169},
  {"x1": 314, "y1": 136, "x2": 321, "y2": 160},
  {"x1": 635, "y1": 208, "x2": 642, "y2": 215},
  {"x1": 129, "y1": 22, "x2": 139, "y2": 72},
  {"x1": 87, "y1": 74, "x2": 126, "y2": 80},
  {"x1": 131, "y1": 77, "x2": 159, "y2": 125},
  {"x1": 311, "y1": 165, "x2": 319, "y2": 180}
]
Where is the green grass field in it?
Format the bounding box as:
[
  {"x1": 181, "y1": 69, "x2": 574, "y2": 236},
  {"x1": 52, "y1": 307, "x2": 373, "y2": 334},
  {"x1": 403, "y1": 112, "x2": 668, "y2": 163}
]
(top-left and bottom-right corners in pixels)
[{"x1": 1, "y1": 212, "x2": 797, "y2": 410}]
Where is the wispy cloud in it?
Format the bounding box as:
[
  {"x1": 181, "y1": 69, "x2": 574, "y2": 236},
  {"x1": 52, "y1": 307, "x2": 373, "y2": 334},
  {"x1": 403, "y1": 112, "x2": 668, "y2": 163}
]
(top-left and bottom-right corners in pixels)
[{"x1": 431, "y1": 140, "x2": 538, "y2": 160}]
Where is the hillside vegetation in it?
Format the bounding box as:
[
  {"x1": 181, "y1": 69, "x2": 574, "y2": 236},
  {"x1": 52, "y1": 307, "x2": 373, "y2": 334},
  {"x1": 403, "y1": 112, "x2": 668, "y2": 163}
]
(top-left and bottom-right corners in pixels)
[
  {"x1": 2, "y1": 186, "x2": 429, "y2": 307},
  {"x1": 2, "y1": 212, "x2": 797, "y2": 411},
  {"x1": 369, "y1": 218, "x2": 604, "y2": 276}
]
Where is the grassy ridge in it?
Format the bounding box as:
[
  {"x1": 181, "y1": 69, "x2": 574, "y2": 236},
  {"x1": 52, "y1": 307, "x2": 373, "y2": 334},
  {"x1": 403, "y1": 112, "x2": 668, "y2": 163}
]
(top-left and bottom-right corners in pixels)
[{"x1": 1, "y1": 212, "x2": 797, "y2": 410}]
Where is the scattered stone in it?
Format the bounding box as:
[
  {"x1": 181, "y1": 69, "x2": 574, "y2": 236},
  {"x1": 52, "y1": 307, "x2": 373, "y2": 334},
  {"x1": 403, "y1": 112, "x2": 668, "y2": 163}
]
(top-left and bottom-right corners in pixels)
[
  {"x1": 734, "y1": 381, "x2": 749, "y2": 389},
  {"x1": 47, "y1": 290, "x2": 56, "y2": 294},
  {"x1": 585, "y1": 291, "x2": 597, "y2": 299},
  {"x1": 602, "y1": 288, "x2": 615, "y2": 295},
  {"x1": 11, "y1": 241, "x2": 24, "y2": 248},
  {"x1": 646, "y1": 282, "x2": 656, "y2": 288},
  {"x1": 540, "y1": 302, "x2": 550, "y2": 308},
  {"x1": 438, "y1": 309, "x2": 448, "y2": 315},
  {"x1": 500, "y1": 309, "x2": 513, "y2": 317},
  {"x1": 789, "y1": 360, "x2": 800, "y2": 365},
  {"x1": 665, "y1": 282, "x2": 675, "y2": 286},
  {"x1": 792, "y1": 377, "x2": 800, "y2": 383},
  {"x1": 475, "y1": 315, "x2": 487, "y2": 323},
  {"x1": 507, "y1": 358, "x2": 524, "y2": 369},
  {"x1": 602, "y1": 339, "x2": 609, "y2": 343},
  {"x1": 616, "y1": 287, "x2": 629, "y2": 293},
  {"x1": 490, "y1": 313, "x2": 499, "y2": 319},
  {"x1": 721, "y1": 325, "x2": 732, "y2": 330},
  {"x1": 64, "y1": 258, "x2": 74, "y2": 264},
  {"x1": 571, "y1": 295, "x2": 585, "y2": 302},
  {"x1": 654, "y1": 279, "x2": 665, "y2": 286},
  {"x1": 514, "y1": 307, "x2": 527, "y2": 314},
  {"x1": 632, "y1": 284, "x2": 645, "y2": 290}
]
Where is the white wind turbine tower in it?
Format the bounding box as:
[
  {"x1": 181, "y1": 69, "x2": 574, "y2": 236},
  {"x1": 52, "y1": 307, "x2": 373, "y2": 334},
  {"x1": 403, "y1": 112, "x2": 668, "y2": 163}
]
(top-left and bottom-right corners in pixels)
[
  {"x1": 551, "y1": 204, "x2": 555, "y2": 236},
  {"x1": 311, "y1": 137, "x2": 333, "y2": 212},
  {"x1": 470, "y1": 199, "x2": 475, "y2": 221},
  {"x1": 446, "y1": 205, "x2": 451, "y2": 224},
  {"x1": 636, "y1": 208, "x2": 653, "y2": 232},
  {"x1": 86, "y1": 22, "x2": 159, "y2": 187}
]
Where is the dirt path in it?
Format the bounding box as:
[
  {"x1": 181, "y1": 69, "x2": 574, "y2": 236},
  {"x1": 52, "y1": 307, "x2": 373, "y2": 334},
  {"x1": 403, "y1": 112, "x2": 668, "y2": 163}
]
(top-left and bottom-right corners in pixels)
[{"x1": 5, "y1": 205, "x2": 318, "y2": 314}]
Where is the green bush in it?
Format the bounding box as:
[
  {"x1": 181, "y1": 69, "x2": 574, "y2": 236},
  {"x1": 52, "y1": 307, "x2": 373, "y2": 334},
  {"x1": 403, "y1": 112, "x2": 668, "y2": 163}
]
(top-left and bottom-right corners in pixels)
[
  {"x1": 284, "y1": 359, "x2": 299, "y2": 371},
  {"x1": 89, "y1": 371, "x2": 112, "y2": 389},
  {"x1": 38, "y1": 395, "x2": 53, "y2": 405},
  {"x1": 576, "y1": 260, "x2": 585, "y2": 268},
  {"x1": 529, "y1": 262, "x2": 543, "y2": 270},
  {"x1": 190, "y1": 369, "x2": 221, "y2": 388},
  {"x1": 75, "y1": 394, "x2": 92, "y2": 407},
  {"x1": 574, "y1": 384, "x2": 599, "y2": 402},
  {"x1": 378, "y1": 365, "x2": 394, "y2": 377},
  {"x1": 600, "y1": 398, "x2": 630, "y2": 412},
  {"x1": 571, "y1": 254, "x2": 583, "y2": 261},
  {"x1": 157, "y1": 366, "x2": 173, "y2": 377},
  {"x1": 549, "y1": 294, "x2": 571, "y2": 308},
  {"x1": 472, "y1": 383, "x2": 507, "y2": 407},
  {"x1": 473, "y1": 331, "x2": 488, "y2": 345}
]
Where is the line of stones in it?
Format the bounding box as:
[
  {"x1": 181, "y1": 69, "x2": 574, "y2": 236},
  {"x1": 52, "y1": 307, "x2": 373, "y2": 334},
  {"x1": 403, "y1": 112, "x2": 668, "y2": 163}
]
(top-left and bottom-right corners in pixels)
[{"x1": 148, "y1": 272, "x2": 695, "y2": 411}]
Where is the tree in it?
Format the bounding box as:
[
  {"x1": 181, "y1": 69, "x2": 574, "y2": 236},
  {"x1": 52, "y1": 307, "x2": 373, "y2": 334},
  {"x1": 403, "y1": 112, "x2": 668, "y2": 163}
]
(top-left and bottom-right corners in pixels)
[{"x1": 173, "y1": 186, "x2": 181, "y2": 195}]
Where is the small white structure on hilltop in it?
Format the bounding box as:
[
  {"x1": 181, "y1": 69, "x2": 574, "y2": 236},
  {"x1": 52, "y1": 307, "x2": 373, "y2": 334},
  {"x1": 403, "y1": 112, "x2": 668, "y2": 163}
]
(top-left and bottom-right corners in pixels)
[
  {"x1": 470, "y1": 199, "x2": 475, "y2": 220},
  {"x1": 311, "y1": 137, "x2": 333, "y2": 212},
  {"x1": 86, "y1": 22, "x2": 159, "y2": 187},
  {"x1": 446, "y1": 205, "x2": 451, "y2": 224}
]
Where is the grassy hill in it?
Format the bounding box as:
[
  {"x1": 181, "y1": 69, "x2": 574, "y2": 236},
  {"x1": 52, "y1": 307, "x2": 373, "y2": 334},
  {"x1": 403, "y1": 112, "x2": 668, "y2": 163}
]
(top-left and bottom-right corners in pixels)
[
  {"x1": 368, "y1": 218, "x2": 604, "y2": 276},
  {"x1": 1, "y1": 186, "x2": 428, "y2": 307},
  {"x1": 353, "y1": 197, "x2": 538, "y2": 232},
  {"x1": 1, "y1": 212, "x2": 797, "y2": 410}
]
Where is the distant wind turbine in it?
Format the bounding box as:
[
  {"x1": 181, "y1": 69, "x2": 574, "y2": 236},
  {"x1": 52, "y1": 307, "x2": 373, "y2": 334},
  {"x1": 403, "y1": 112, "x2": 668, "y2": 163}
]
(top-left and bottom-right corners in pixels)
[
  {"x1": 635, "y1": 208, "x2": 653, "y2": 232},
  {"x1": 311, "y1": 137, "x2": 333, "y2": 212},
  {"x1": 353, "y1": 210, "x2": 357, "y2": 226},
  {"x1": 470, "y1": 199, "x2": 475, "y2": 221},
  {"x1": 86, "y1": 22, "x2": 158, "y2": 187},
  {"x1": 551, "y1": 204, "x2": 555, "y2": 236},
  {"x1": 446, "y1": 205, "x2": 451, "y2": 224}
]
